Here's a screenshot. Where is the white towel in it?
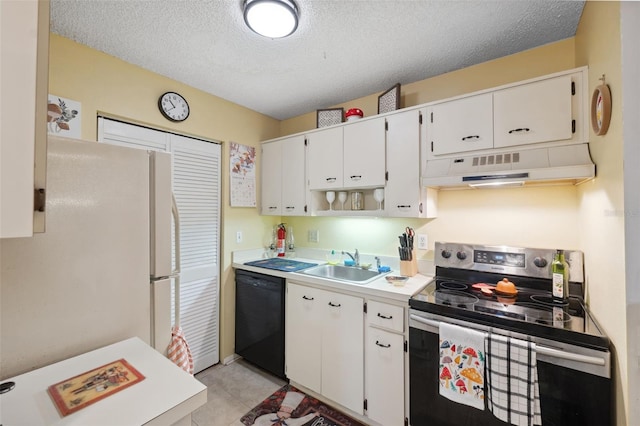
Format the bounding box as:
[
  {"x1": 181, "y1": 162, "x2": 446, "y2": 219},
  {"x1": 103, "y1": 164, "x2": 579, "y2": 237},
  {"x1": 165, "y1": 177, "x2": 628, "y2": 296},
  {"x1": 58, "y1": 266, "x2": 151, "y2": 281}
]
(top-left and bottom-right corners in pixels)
[
  {"x1": 485, "y1": 333, "x2": 542, "y2": 425},
  {"x1": 439, "y1": 322, "x2": 486, "y2": 410}
]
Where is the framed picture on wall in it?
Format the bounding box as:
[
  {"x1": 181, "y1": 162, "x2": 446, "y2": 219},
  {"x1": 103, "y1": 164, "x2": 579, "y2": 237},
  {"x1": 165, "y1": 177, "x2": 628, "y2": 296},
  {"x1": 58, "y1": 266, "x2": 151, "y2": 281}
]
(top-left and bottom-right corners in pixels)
[
  {"x1": 316, "y1": 108, "x2": 344, "y2": 128},
  {"x1": 47, "y1": 95, "x2": 82, "y2": 139},
  {"x1": 378, "y1": 83, "x2": 401, "y2": 114}
]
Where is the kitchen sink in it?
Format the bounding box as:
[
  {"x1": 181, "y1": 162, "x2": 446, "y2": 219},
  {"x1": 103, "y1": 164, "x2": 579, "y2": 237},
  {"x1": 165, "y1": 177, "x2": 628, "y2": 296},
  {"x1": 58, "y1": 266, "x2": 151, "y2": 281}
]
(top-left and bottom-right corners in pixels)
[{"x1": 299, "y1": 264, "x2": 386, "y2": 285}]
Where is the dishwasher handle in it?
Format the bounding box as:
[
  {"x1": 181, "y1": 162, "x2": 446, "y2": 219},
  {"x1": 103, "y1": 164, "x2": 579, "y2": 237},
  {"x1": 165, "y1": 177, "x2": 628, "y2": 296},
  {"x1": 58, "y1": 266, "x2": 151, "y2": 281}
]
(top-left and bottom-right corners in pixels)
[{"x1": 409, "y1": 314, "x2": 606, "y2": 367}]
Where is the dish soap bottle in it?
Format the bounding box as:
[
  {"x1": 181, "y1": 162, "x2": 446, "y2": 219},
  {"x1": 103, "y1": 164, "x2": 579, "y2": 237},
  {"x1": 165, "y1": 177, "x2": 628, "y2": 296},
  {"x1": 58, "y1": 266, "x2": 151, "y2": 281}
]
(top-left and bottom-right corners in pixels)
[{"x1": 551, "y1": 249, "x2": 569, "y2": 302}]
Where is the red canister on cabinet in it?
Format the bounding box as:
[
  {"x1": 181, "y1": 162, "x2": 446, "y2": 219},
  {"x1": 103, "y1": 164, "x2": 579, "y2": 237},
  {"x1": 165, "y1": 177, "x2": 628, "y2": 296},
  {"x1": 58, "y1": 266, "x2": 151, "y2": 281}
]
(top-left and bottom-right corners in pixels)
[{"x1": 276, "y1": 223, "x2": 286, "y2": 257}]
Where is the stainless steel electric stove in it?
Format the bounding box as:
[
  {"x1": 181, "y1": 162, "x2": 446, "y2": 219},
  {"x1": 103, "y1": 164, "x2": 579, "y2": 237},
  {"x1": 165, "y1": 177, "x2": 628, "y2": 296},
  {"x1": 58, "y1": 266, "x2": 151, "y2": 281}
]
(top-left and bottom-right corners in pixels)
[{"x1": 409, "y1": 242, "x2": 612, "y2": 426}]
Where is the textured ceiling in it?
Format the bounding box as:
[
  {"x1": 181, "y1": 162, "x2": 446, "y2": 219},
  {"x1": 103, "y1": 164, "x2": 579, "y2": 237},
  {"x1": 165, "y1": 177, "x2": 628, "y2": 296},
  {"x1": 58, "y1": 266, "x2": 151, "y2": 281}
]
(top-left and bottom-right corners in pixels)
[{"x1": 49, "y1": 0, "x2": 585, "y2": 120}]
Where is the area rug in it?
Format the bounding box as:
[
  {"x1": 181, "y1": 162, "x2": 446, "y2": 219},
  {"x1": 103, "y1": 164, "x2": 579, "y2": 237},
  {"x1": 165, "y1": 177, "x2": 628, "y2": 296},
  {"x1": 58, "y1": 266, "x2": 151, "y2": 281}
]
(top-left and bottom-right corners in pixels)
[{"x1": 240, "y1": 384, "x2": 367, "y2": 426}]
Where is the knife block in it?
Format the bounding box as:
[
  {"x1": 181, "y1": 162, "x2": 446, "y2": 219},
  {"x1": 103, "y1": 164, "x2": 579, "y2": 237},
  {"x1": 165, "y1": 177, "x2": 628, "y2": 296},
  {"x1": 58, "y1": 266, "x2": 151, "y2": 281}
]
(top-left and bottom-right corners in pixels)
[{"x1": 399, "y1": 250, "x2": 417, "y2": 277}]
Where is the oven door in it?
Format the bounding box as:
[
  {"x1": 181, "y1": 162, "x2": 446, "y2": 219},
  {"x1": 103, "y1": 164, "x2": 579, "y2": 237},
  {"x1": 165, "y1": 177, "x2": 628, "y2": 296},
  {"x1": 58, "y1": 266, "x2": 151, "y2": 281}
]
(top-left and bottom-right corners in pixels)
[{"x1": 409, "y1": 310, "x2": 612, "y2": 426}]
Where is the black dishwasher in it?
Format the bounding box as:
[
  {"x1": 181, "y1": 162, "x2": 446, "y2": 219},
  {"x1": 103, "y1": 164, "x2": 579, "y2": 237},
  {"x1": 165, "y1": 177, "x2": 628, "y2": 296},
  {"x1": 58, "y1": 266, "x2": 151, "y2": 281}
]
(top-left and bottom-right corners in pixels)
[{"x1": 235, "y1": 269, "x2": 286, "y2": 379}]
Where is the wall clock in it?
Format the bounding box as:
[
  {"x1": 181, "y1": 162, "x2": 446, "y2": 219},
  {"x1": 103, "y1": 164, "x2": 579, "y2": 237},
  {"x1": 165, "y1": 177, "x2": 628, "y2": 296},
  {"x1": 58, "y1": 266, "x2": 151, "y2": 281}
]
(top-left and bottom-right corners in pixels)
[
  {"x1": 158, "y1": 92, "x2": 190, "y2": 122},
  {"x1": 590, "y1": 76, "x2": 611, "y2": 136}
]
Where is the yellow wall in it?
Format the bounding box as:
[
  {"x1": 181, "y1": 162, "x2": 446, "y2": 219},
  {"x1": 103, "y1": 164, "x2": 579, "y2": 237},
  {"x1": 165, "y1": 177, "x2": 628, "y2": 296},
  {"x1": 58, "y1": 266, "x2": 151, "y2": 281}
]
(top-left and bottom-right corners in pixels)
[
  {"x1": 574, "y1": 2, "x2": 627, "y2": 424},
  {"x1": 48, "y1": 34, "x2": 281, "y2": 369},
  {"x1": 281, "y1": 38, "x2": 575, "y2": 136},
  {"x1": 282, "y1": 39, "x2": 581, "y2": 259}
]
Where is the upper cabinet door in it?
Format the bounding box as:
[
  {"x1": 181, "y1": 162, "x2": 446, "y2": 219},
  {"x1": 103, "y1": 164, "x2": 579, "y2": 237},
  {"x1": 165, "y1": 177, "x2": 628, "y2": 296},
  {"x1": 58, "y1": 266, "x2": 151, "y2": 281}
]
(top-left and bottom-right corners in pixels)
[
  {"x1": 428, "y1": 93, "x2": 493, "y2": 156},
  {"x1": 385, "y1": 109, "x2": 421, "y2": 217},
  {"x1": 281, "y1": 135, "x2": 307, "y2": 215},
  {"x1": 0, "y1": 0, "x2": 49, "y2": 238},
  {"x1": 260, "y1": 141, "x2": 282, "y2": 215},
  {"x1": 494, "y1": 75, "x2": 573, "y2": 148},
  {"x1": 308, "y1": 127, "x2": 343, "y2": 190},
  {"x1": 343, "y1": 117, "x2": 386, "y2": 188}
]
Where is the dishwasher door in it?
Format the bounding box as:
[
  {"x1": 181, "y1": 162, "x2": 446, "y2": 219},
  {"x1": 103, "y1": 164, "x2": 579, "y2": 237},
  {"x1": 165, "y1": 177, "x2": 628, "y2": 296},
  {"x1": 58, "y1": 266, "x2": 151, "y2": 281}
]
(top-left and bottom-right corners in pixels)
[{"x1": 234, "y1": 269, "x2": 286, "y2": 378}]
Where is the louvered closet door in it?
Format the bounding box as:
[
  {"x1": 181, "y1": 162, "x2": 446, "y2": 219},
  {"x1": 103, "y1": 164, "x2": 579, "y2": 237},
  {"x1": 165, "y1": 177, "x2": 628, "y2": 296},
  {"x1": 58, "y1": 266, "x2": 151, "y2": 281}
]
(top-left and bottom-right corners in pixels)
[
  {"x1": 170, "y1": 134, "x2": 221, "y2": 371},
  {"x1": 98, "y1": 117, "x2": 221, "y2": 372}
]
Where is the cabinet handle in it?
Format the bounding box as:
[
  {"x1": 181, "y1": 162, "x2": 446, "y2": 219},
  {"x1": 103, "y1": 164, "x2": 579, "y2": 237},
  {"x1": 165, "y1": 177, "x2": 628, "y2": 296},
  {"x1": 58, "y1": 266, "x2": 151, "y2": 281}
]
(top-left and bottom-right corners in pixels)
[
  {"x1": 302, "y1": 295, "x2": 314, "y2": 300},
  {"x1": 349, "y1": 175, "x2": 362, "y2": 180},
  {"x1": 285, "y1": 206, "x2": 295, "y2": 210},
  {"x1": 268, "y1": 206, "x2": 277, "y2": 210},
  {"x1": 328, "y1": 302, "x2": 341, "y2": 307},
  {"x1": 326, "y1": 177, "x2": 336, "y2": 182},
  {"x1": 508, "y1": 127, "x2": 530, "y2": 134},
  {"x1": 461, "y1": 135, "x2": 480, "y2": 141},
  {"x1": 397, "y1": 205, "x2": 411, "y2": 209},
  {"x1": 375, "y1": 340, "x2": 391, "y2": 348},
  {"x1": 419, "y1": 202, "x2": 423, "y2": 214},
  {"x1": 377, "y1": 313, "x2": 393, "y2": 320}
]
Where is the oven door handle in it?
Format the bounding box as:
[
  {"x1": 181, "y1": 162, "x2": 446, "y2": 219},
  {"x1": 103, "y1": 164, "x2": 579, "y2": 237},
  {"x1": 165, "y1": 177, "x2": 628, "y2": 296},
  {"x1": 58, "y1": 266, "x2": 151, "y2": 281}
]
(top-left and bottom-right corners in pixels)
[{"x1": 409, "y1": 314, "x2": 606, "y2": 367}]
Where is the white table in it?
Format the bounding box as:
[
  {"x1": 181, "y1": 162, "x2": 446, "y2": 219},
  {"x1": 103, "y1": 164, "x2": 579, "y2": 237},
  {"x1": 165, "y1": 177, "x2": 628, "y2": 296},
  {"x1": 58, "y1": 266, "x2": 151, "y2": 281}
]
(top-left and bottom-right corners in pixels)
[{"x1": 0, "y1": 337, "x2": 207, "y2": 425}]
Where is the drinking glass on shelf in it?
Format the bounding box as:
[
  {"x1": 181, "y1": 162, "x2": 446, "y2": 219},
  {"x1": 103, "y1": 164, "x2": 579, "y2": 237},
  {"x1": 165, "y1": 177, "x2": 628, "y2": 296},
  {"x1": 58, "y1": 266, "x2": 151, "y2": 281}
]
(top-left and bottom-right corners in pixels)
[
  {"x1": 373, "y1": 188, "x2": 385, "y2": 210},
  {"x1": 338, "y1": 191, "x2": 348, "y2": 210},
  {"x1": 326, "y1": 191, "x2": 336, "y2": 211}
]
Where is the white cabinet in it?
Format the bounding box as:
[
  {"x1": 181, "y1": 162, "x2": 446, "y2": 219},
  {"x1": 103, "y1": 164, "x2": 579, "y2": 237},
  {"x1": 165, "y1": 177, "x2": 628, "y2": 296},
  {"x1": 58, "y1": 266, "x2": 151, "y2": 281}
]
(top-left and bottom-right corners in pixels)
[
  {"x1": 343, "y1": 117, "x2": 386, "y2": 188},
  {"x1": 285, "y1": 283, "x2": 323, "y2": 393},
  {"x1": 0, "y1": 0, "x2": 49, "y2": 238},
  {"x1": 286, "y1": 282, "x2": 364, "y2": 414},
  {"x1": 308, "y1": 118, "x2": 386, "y2": 191},
  {"x1": 385, "y1": 108, "x2": 437, "y2": 218},
  {"x1": 426, "y1": 69, "x2": 586, "y2": 157},
  {"x1": 428, "y1": 93, "x2": 494, "y2": 156},
  {"x1": 260, "y1": 135, "x2": 307, "y2": 216},
  {"x1": 365, "y1": 300, "x2": 406, "y2": 426},
  {"x1": 261, "y1": 142, "x2": 282, "y2": 215},
  {"x1": 494, "y1": 75, "x2": 573, "y2": 148},
  {"x1": 308, "y1": 127, "x2": 344, "y2": 190}
]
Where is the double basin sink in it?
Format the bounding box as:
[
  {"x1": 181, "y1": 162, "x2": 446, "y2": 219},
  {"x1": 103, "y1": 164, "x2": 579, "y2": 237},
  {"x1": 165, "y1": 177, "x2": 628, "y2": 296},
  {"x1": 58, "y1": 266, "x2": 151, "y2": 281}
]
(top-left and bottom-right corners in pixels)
[{"x1": 299, "y1": 264, "x2": 387, "y2": 285}]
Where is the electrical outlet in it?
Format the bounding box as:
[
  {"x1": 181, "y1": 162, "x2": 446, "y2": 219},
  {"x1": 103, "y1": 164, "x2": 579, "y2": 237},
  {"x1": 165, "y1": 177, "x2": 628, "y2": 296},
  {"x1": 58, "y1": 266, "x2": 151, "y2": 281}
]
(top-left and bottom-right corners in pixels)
[
  {"x1": 308, "y1": 229, "x2": 319, "y2": 243},
  {"x1": 236, "y1": 231, "x2": 242, "y2": 243},
  {"x1": 417, "y1": 234, "x2": 428, "y2": 250}
]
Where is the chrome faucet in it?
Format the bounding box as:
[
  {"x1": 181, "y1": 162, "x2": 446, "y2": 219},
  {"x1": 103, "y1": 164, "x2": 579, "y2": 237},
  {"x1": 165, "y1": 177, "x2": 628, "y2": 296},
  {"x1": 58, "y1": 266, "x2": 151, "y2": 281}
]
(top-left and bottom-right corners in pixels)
[
  {"x1": 342, "y1": 249, "x2": 360, "y2": 267},
  {"x1": 375, "y1": 256, "x2": 381, "y2": 269}
]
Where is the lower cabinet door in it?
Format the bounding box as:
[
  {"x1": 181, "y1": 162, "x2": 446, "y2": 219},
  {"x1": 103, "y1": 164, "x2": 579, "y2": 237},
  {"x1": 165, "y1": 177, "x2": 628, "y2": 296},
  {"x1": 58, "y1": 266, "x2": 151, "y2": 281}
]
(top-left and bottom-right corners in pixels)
[
  {"x1": 285, "y1": 283, "x2": 322, "y2": 393},
  {"x1": 366, "y1": 328, "x2": 405, "y2": 426},
  {"x1": 322, "y1": 291, "x2": 364, "y2": 415}
]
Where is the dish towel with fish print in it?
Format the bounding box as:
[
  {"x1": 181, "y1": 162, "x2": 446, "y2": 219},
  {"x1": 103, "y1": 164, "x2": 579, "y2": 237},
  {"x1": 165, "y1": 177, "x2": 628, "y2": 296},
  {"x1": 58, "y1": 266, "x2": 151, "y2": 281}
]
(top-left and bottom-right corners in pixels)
[
  {"x1": 439, "y1": 322, "x2": 486, "y2": 410},
  {"x1": 485, "y1": 333, "x2": 542, "y2": 426}
]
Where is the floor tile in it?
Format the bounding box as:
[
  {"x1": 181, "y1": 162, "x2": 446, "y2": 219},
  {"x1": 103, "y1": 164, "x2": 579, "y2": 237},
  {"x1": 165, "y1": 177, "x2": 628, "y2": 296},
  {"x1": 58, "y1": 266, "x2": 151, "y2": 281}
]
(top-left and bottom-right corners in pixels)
[{"x1": 193, "y1": 359, "x2": 287, "y2": 425}]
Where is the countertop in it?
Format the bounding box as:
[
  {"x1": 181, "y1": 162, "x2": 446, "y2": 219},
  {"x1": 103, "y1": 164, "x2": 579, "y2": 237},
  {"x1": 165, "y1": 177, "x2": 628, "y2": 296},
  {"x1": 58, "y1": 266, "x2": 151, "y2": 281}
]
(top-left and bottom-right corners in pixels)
[
  {"x1": 233, "y1": 248, "x2": 432, "y2": 303},
  {"x1": 0, "y1": 337, "x2": 207, "y2": 426}
]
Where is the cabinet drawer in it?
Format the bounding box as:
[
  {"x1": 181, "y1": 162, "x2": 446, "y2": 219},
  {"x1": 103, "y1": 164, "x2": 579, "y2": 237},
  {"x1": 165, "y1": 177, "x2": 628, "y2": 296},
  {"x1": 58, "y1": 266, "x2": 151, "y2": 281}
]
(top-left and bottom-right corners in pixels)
[{"x1": 367, "y1": 300, "x2": 404, "y2": 333}]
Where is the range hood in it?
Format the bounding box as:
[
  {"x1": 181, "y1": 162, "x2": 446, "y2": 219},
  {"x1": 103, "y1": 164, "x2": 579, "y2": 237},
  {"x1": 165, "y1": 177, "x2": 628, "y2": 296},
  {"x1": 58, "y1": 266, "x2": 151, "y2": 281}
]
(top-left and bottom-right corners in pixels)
[{"x1": 422, "y1": 143, "x2": 595, "y2": 189}]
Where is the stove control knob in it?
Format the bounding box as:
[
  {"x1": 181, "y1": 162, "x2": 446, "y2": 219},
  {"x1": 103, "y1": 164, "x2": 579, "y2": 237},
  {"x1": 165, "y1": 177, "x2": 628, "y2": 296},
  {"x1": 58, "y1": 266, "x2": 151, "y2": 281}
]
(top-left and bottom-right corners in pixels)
[
  {"x1": 533, "y1": 257, "x2": 548, "y2": 268},
  {"x1": 456, "y1": 251, "x2": 467, "y2": 260},
  {"x1": 441, "y1": 250, "x2": 451, "y2": 259}
]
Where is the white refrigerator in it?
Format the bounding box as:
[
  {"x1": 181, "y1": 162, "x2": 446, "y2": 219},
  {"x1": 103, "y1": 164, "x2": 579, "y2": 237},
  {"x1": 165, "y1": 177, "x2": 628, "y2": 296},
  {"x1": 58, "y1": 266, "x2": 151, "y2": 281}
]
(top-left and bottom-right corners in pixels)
[{"x1": 0, "y1": 136, "x2": 177, "y2": 378}]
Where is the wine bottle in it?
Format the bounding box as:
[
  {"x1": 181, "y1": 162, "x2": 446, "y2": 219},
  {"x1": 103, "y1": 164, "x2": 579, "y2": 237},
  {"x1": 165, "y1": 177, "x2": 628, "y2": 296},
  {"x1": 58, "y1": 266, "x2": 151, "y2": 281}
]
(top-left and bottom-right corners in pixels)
[{"x1": 551, "y1": 249, "x2": 569, "y2": 302}]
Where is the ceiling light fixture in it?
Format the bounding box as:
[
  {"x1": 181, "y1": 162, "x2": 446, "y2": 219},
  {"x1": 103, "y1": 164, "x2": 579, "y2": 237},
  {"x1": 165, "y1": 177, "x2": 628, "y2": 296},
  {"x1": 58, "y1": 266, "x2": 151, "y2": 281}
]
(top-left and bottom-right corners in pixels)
[{"x1": 243, "y1": 0, "x2": 299, "y2": 39}]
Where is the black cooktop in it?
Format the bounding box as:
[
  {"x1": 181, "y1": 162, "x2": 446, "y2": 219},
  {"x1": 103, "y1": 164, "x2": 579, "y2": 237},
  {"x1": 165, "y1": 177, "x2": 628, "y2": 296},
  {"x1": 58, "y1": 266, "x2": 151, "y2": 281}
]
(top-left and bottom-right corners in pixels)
[{"x1": 410, "y1": 271, "x2": 610, "y2": 351}]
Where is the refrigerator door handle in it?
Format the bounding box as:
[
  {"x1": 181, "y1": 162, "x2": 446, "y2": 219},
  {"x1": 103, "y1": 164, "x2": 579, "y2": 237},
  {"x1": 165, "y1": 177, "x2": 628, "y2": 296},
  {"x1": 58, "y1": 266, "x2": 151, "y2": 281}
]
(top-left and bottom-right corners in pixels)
[
  {"x1": 172, "y1": 193, "x2": 181, "y2": 326},
  {"x1": 172, "y1": 193, "x2": 181, "y2": 276}
]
